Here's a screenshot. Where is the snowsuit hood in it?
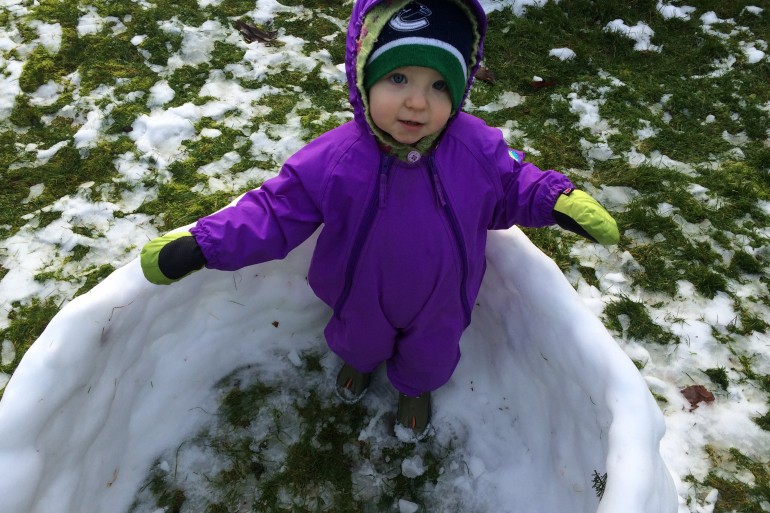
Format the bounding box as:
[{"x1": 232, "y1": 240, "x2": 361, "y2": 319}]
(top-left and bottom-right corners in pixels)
[{"x1": 345, "y1": 0, "x2": 488, "y2": 135}]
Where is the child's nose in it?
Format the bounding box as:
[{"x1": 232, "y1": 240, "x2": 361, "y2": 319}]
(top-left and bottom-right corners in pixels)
[{"x1": 405, "y1": 90, "x2": 428, "y2": 109}]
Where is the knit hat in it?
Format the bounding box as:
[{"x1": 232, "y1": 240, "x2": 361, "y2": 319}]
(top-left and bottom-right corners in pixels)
[{"x1": 363, "y1": 0, "x2": 475, "y2": 112}]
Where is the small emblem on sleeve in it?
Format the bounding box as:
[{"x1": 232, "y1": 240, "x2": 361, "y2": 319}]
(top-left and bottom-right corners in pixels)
[{"x1": 508, "y1": 149, "x2": 521, "y2": 162}]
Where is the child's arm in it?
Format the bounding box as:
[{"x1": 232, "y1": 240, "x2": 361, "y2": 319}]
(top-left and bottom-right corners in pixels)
[
  {"x1": 140, "y1": 162, "x2": 324, "y2": 285},
  {"x1": 190, "y1": 164, "x2": 323, "y2": 270},
  {"x1": 495, "y1": 147, "x2": 618, "y2": 245}
]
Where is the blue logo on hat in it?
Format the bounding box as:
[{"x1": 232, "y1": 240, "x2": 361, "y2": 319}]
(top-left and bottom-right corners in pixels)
[
  {"x1": 508, "y1": 149, "x2": 521, "y2": 162},
  {"x1": 390, "y1": 3, "x2": 432, "y2": 32}
]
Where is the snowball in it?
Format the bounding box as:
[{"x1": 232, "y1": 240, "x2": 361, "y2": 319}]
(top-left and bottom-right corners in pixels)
[{"x1": 401, "y1": 456, "x2": 426, "y2": 478}]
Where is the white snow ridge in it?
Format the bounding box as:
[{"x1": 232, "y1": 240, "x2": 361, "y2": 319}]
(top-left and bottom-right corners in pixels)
[{"x1": 0, "y1": 226, "x2": 676, "y2": 513}]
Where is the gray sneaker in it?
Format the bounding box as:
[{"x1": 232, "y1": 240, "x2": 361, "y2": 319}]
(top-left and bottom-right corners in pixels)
[
  {"x1": 396, "y1": 392, "x2": 431, "y2": 440},
  {"x1": 335, "y1": 363, "x2": 371, "y2": 404}
]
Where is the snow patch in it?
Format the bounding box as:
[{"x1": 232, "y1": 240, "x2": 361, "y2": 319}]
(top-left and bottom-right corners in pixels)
[
  {"x1": 478, "y1": 0, "x2": 550, "y2": 16},
  {"x1": 77, "y1": 7, "x2": 106, "y2": 36},
  {"x1": 549, "y1": 47, "x2": 576, "y2": 60},
  {"x1": 130, "y1": 104, "x2": 200, "y2": 168},
  {"x1": 0, "y1": 60, "x2": 23, "y2": 120},
  {"x1": 28, "y1": 21, "x2": 62, "y2": 54},
  {"x1": 28, "y1": 81, "x2": 62, "y2": 107},
  {"x1": 1, "y1": 340, "x2": 14, "y2": 366},
  {"x1": 21, "y1": 184, "x2": 45, "y2": 204},
  {"x1": 741, "y1": 43, "x2": 766, "y2": 64},
  {"x1": 476, "y1": 91, "x2": 525, "y2": 112},
  {"x1": 604, "y1": 19, "x2": 662, "y2": 52},
  {"x1": 147, "y1": 80, "x2": 176, "y2": 108},
  {"x1": 657, "y1": 2, "x2": 696, "y2": 20}
]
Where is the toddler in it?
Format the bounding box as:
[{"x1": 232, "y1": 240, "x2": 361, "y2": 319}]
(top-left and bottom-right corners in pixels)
[{"x1": 141, "y1": 0, "x2": 619, "y2": 439}]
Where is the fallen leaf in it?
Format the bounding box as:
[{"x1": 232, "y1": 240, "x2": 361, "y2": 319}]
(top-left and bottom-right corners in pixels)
[
  {"x1": 531, "y1": 78, "x2": 558, "y2": 90},
  {"x1": 476, "y1": 66, "x2": 496, "y2": 84},
  {"x1": 681, "y1": 384, "x2": 715, "y2": 410},
  {"x1": 233, "y1": 20, "x2": 276, "y2": 44}
]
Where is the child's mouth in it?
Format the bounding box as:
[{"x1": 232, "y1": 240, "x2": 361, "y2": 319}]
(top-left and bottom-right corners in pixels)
[{"x1": 400, "y1": 120, "x2": 423, "y2": 127}]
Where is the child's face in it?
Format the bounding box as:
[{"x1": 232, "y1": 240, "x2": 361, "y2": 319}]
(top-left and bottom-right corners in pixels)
[{"x1": 368, "y1": 66, "x2": 453, "y2": 146}]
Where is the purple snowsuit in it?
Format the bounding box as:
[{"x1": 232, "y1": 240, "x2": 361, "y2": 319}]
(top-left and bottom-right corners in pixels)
[{"x1": 190, "y1": 0, "x2": 574, "y2": 396}]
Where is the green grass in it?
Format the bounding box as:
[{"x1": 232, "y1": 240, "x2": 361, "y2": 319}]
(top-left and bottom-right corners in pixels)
[
  {"x1": 603, "y1": 295, "x2": 680, "y2": 345},
  {"x1": 0, "y1": 298, "x2": 61, "y2": 401},
  {"x1": 698, "y1": 448, "x2": 770, "y2": 513},
  {"x1": 703, "y1": 367, "x2": 730, "y2": 391},
  {"x1": 129, "y1": 361, "x2": 454, "y2": 513},
  {"x1": 1, "y1": 0, "x2": 770, "y2": 511}
]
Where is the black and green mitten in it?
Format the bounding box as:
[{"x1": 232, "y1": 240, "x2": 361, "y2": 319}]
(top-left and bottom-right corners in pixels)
[
  {"x1": 552, "y1": 189, "x2": 620, "y2": 245},
  {"x1": 140, "y1": 231, "x2": 206, "y2": 285}
]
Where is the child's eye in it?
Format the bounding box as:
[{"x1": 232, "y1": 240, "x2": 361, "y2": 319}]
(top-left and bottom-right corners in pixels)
[
  {"x1": 433, "y1": 80, "x2": 447, "y2": 91},
  {"x1": 389, "y1": 73, "x2": 406, "y2": 84}
]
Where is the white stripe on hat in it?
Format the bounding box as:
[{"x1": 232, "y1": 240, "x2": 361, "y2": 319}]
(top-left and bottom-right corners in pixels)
[{"x1": 366, "y1": 36, "x2": 468, "y2": 79}]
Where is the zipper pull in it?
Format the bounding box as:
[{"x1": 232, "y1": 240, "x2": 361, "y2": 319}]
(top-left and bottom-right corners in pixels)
[{"x1": 429, "y1": 157, "x2": 447, "y2": 207}]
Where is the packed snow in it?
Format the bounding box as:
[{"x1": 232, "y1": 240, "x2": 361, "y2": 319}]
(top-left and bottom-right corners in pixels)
[
  {"x1": 0, "y1": 228, "x2": 677, "y2": 513},
  {"x1": 0, "y1": 0, "x2": 769, "y2": 512}
]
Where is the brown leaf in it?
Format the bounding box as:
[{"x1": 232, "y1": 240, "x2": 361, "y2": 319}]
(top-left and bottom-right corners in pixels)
[
  {"x1": 233, "y1": 20, "x2": 276, "y2": 44},
  {"x1": 530, "y1": 78, "x2": 558, "y2": 90},
  {"x1": 476, "y1": 66, "x2": 496, "y2": 84},
  {"x1": 681, "y1": 384, "x2": 715, "y2": 410}
]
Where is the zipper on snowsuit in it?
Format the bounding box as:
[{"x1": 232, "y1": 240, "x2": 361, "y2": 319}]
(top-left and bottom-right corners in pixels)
[
  {"x1": 333, "y1": 154, "x2": 395, "y2": 320},
  {"x1": 428, "y1": 156, "x2": 472, "y2": 326}
]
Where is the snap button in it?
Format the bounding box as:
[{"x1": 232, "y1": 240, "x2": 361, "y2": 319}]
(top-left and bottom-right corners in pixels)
[{"x1": 407, "y1": 150, "x2": 421, "y2": 163}]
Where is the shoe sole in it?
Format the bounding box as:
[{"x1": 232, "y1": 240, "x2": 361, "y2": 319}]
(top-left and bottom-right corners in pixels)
[{"x1": 334, "y1": 385, "x2": 368, "y2": 405}]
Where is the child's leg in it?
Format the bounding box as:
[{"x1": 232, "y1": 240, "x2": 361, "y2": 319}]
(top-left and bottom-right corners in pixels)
[
  {"x1": 386, "y1": 312, "x2": 465, "y2": 397},
  {"x1": 324, "y1": 305, "x2": 398, "y2": 374}
]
